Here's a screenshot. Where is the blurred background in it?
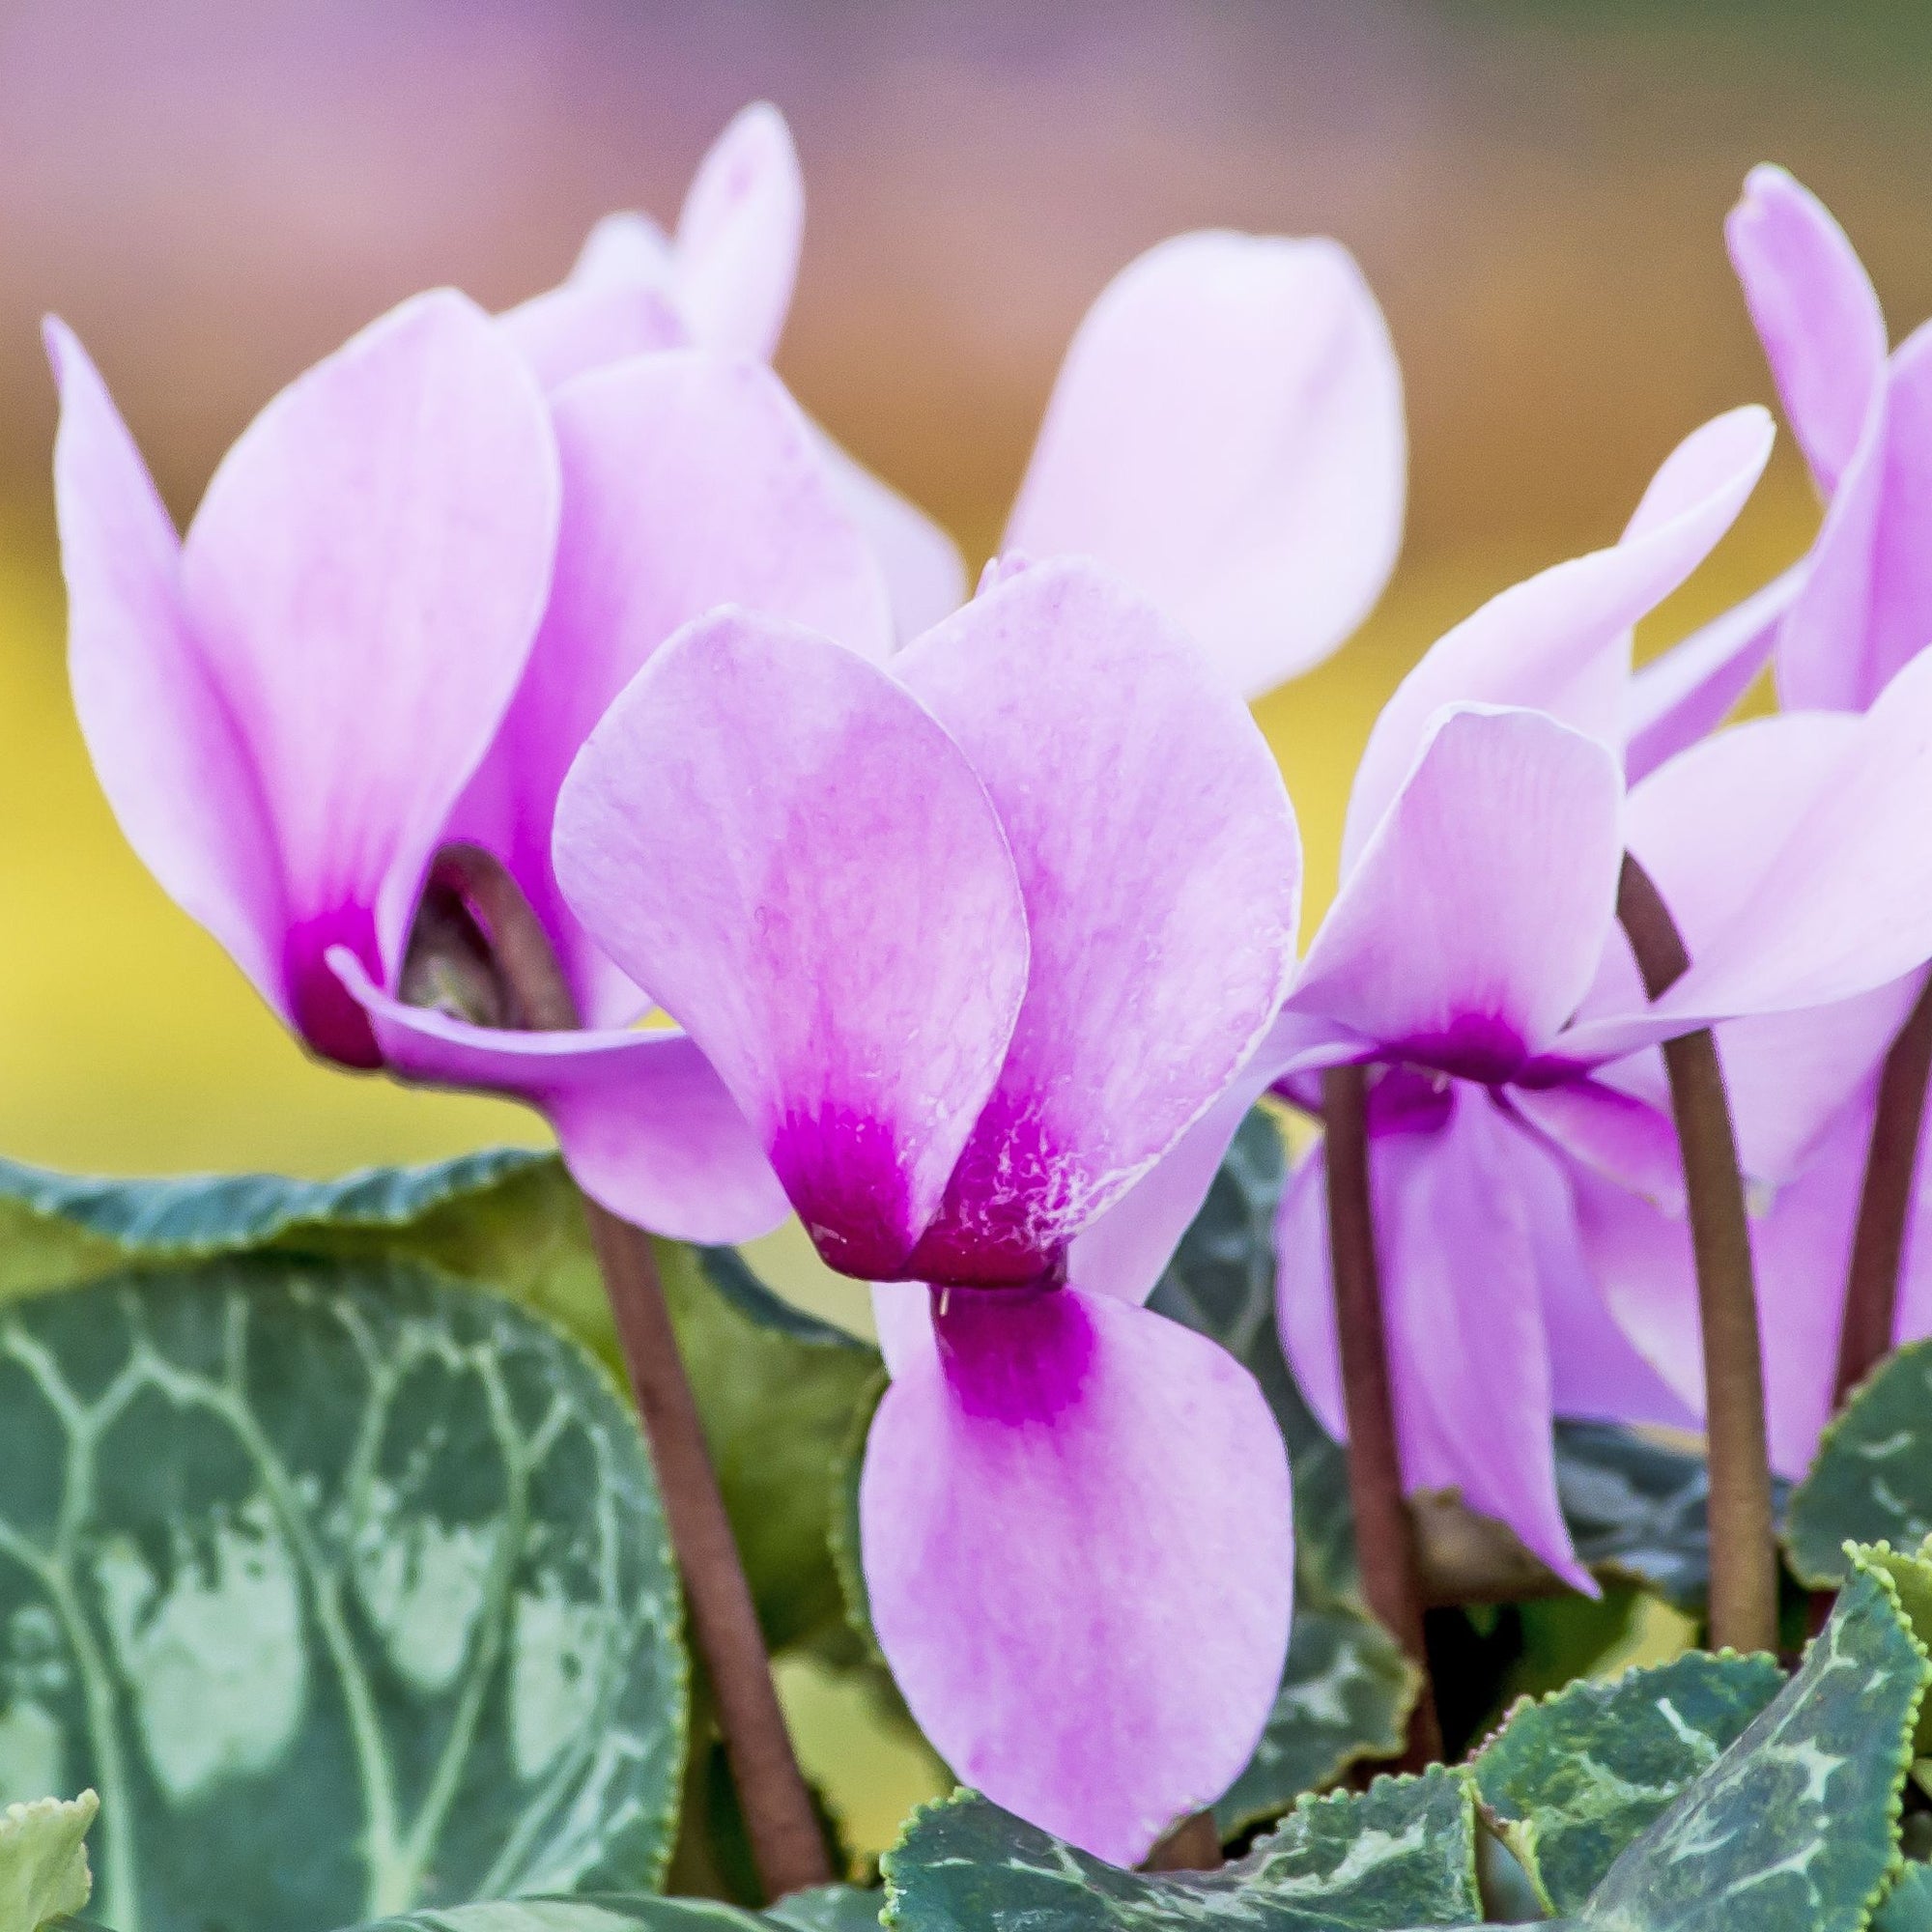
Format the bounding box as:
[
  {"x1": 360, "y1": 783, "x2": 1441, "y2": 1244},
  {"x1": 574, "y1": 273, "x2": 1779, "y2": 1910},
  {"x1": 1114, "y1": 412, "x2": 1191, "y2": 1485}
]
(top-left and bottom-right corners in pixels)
[{"x1": 1, "y1": 0, "x2": 1929, "y2": 1850}]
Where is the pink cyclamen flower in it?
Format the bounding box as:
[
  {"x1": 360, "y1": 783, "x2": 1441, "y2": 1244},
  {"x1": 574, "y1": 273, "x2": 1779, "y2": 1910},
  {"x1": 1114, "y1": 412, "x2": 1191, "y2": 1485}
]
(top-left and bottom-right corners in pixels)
[
  {"x1": 49, "y1": 106, "x2": 947, "y2": 1244},
  {"x1": 553, "y1": 556, "x2": 1300, "y2": 1865},
  {"x1": 1087, "y1": 401, "x2": 1932, "y2": 1585},
  {"x1": 1587, "y1": 162, "x2": 1932, "y2": 1473},
  {"x1": 1624, "y1": 163, "x2": 1932, "y2": 767}
]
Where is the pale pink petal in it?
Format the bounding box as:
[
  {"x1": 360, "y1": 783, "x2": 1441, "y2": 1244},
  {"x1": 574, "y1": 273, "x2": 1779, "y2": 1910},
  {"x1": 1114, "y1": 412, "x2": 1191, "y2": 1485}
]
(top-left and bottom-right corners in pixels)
[
  {"x1": 894, "y1": 559, "x2": 1301, "y2": 1282},
  {"x1": 861, "y1": 1285, "x2": 1293, "y2": 1864},
  {"x1": 1293, "y1": 706, "x2": 1623, "y2": 1076},
  {"x1": 1004, "y1": 231, "x2": 1404, "y2": 697},
  {"x1": 496, "y1": 279, "x2": 687, "y2": 393},
  {"x1": 554, "y1": 612, "x2": 1030, "y2": 1280},
  {"x1": 1068, "y1": 1010, "x2": 1372, "y2": 1308},
  {"x1": 1622, "y1": 562, "x2": 1804, "y2": 782},
  {"x1": 871, "y1": 1281, "x2": 932, "y2": 1379},
  {"x1": 671, "y1": 101, "x2": 803, "y2": 361},
  {"x1": 1572, "y1": 1129, "x2": 1861, "y2": 1482},
  {"x1": 47, "y1": 320, "x2": 288, "y2": 1020},
  {"x1": 452, "y1": 351, "x2": 892, "y2": 1029},
  {"x1": 570, "y1": 210, "x2": 675, "y2": 291},
  {"x1": 1717, "y1": 986, "x2": 1918, "y2": 1187},
  {"x1": 337, "y1": 953, "x2": 787, "y2": 1244},
  {"x1": 809, "y1": 426, "x2": 967, "y2": 642},
  {"x1": 1726, "y1": 164, "x2": 1887, "y2": 497},
  {"x1": 1507, "y1": 1078, "x2": 1685, "y2": 1210},
  {"x1": 1276, "y1": 1086, "x2": 1591, "y2": 1592},
  {"x1": 1344, "y1": 408, "x2": 1772, "y2": 870},
  {"x1": 177, "y1": 290, "x2": 558, "y2": 1063}
]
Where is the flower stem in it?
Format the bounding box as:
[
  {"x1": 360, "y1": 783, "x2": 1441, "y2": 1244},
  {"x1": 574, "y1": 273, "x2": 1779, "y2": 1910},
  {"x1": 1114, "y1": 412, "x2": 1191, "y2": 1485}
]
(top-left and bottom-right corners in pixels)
[
  {"x1": 1321, "y1": 1062, "x2": 1442, "y2": 1767},
  {"x1": 423, "y1": 843, "x2": 832, "y2": 1900},
  {"x1": 1615, "y1": 854, "x2": 1777, "y2": 1655},
  {"x1": 1143, "y1": 1813, "x2": 1224, "y2": 1872},
  {"x1": 1833, "y1": 976, "x2": 1932, "y2": 1406}
]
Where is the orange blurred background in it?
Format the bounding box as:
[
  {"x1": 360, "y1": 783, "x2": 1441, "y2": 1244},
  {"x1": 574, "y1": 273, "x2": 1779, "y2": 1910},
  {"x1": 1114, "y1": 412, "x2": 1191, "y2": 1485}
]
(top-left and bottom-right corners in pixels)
[{"x1": 2, "y1": 0, "x2": 1928, "y2": 1852}]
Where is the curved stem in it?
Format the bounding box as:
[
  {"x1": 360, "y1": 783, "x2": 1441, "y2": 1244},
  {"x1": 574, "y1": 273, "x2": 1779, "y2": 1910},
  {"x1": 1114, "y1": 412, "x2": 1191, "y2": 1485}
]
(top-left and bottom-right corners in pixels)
[
  {"x1": 422, "y1": 844, "x2": 831, "y2": 1899},
  {"x1": 1834, "y1": 977, "x2": 1932, "y2": 1406},
  {"x1": 1321, "y1": 1062, "x2": 1442, "y2": 1767},
  {"x1": 1616, "y1": 854, "x2": 1777, "y2": 1654}
]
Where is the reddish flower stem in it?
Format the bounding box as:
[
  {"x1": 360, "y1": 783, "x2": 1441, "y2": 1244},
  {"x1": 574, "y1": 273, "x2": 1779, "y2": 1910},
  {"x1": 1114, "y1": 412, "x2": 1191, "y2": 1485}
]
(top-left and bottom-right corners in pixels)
[
  {"x1": 425, "y1": 843, "x2": 831, "y2": 1900},
  {"x1": 1833, "y1": 977, "x2": 1932, "y2": 1407},
  {"x1": 1616, "y1": 854, "x2": 1778, "y2": 1655},
  {"x1": 1321, "y1": 1061, "x2": 1443, "y2": 1768}
]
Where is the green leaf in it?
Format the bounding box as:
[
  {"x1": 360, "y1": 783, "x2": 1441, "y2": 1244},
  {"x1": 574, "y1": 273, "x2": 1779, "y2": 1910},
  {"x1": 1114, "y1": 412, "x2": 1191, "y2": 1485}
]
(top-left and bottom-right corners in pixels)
[
  {"x1": 1576, "y1": 1549, "x2": 1930, "y2": 1931},
  {"x1": 1470, "y1": 1650, "x2": 1786, "y2": 1913},
  {"x1": 1552, "y1": 1423, "x2": 1720, "y2": 1612},
  {"x1": 879, "y1": 1769, "x2": 1481, "y2": 1931},
  {"x1": 342, "y1": 1888, "x2": 882, "y2": 1932},
  {"x1": 0, "y1": 1788, "x2": 97, "y2": 1930},
  {"x1": 0, "y1": 1255, "x2": 686, "y2": 1932},
  {"x1": 1877, "y1": 1863, "x2": 1932, "y2": 1932},
  {"x1": 0, "y1": 1151, "x2": 884, "y2": 1662},
  {"x1": 1787, "y1": 1339, "x2": 1932, "y2": 1589},
  {"x1": 1212, "y1": 1604, "x2": 1416, "y2": 1838}
]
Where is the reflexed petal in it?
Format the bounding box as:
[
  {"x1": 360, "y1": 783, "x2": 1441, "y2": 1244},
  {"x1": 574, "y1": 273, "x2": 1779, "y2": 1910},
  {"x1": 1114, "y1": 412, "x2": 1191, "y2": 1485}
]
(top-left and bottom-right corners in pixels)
[
  {"x1": 1775, "y1": 322, "x2": 1932, "y2": 715},
  {"x1": 1293, "y1": 706, "x2": 1623, "y2": 1077},
  {"x1": 453, "y1": 351, "x2": 892, "y2": 1029},
  {"x1": 1276, "y1": 1087, "x2": 1592, "y2": 1591},
  {"x1": 554, "y1": 612, "x2": 1030, "y2": 1280},
  {"x1": 570, "y1": 210, "x2": 675, "y2": 290},
  {"x1": 860, "y1": 1285, "x2": 1293, "y2": 1864},
  {"x1": 1344, "y1": 408, "x2": 1771, "y2": 869},
  {"x1": 178, "y1": 290, "x2": 559, "y2": 1060},
  {"x1": 496, "y1": 278, "x2": 687, "y2": 392},
  {"x1": 1622, "y1": 562, "x2": 1804, "y2": 781},
  {"x1": 895, "y1": 559, "x2": 1301, "y2": 1282},
  {"x1": 1069, "y1": 1010, "x2": 1374, "y2": 1308},
  {"x1": 1567, "y1": 657, "x2": 1932, "y2": 1053},
  {"x1": 1726, "y1": 164, "x2": 1887, "y2": 497},
  {"x1": 1571, "y1": 1131, "x2": 1861, "y2": 1481},
  {"x1": 1004, "y1": 231, "x2": 1404, "y2": 697},
  {"x1": 809, "y1": 426, "x2": 967, "y2": 642},
  {"x1": 1510, "y1": 1115, "x2": 1699, "y2": 1431},
  {"x1": 1507, "y1": 1077, "x2": 1685, "y2": 1210},
  {"x1": 47, "y1": 320, "x2": 289, "y2": 1020},
  {"x1": 671, "y1": 101, "x2": 803, "y2": 360},
  {"x1": 338, "y1": 954, "x2": 788, "y2": 1243}
]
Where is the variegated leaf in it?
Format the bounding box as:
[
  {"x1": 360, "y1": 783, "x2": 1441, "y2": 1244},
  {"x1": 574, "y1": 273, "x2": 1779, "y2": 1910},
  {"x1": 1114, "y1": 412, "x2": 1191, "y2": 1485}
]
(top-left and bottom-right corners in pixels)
[
  {"x1": 1576, "y1": 1551, "x2": 1929, "y2": 1931},
  {"x1": 0, "y1": 1256, "x2": 685, "y2": 1932},
  {"x1": 878, "y1": 1769, "x2": 1481, "y2": 1931},
  {"x1": 1470, "y1": 1650, "x2": 1785, "y2": 1913}
]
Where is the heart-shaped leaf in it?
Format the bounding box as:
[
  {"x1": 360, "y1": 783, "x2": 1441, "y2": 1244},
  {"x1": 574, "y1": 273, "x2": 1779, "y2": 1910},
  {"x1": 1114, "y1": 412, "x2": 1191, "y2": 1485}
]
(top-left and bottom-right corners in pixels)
[
  {"x1": 0, "y1": 1153, "x2": 881, "y2": 1662},
  {"x1": 341, "y1": 1885, "x2": 883, "y2": 1932},
  {"x1": 1470, "y1": 1650, "x2": 1785, "y2": 1913},
  {"x1": 1573, "y1": 1548, "x2": 1929, "y2": 1931},
  {"x1": 878, "y1": 1769, "x2": 1481, "y2": 1931},
  {"x1": 1787, "y1": 1340, "x2": 1932, "y2": 1589},
  {"x1": 0, "y1": 1788, "x2": 97, "y2": 1930},
  {"x1": 0, "y1": 1254, "x2": 686, "y2": 1932}
]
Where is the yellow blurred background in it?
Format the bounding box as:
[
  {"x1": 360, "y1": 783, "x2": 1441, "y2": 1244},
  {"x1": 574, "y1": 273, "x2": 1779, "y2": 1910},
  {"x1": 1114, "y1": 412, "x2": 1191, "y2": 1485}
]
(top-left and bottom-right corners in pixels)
[{"x1": 0, "y1": 0, "x2": 1924, "y2": 1855}]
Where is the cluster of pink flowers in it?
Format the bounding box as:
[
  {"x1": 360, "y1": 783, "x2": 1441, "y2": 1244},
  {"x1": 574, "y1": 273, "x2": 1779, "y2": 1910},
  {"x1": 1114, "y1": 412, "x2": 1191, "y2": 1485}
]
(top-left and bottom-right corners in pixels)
[{"x1": 46, "y1": 107, "x2": 1932, "y2": 1866}]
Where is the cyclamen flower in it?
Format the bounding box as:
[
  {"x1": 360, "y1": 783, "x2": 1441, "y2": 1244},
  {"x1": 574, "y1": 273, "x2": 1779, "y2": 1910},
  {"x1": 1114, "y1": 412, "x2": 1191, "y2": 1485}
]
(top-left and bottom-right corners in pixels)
[
  {"x1": 50, "y1": 220, "x2": 903, "y2": 1243},
  {"x1": 1581, "y1": 163, "x2": 1932, "y2": 1473},
  {"x1": 1623, "y1": 164, "x2": 1932, "y2": 766},
  {"x1": 553, "y1": 557, "x2": 1300, "y2": 1865},
  {"x1": 1088, "y1": 402, "x2": 1932, "y2": 1586}
]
